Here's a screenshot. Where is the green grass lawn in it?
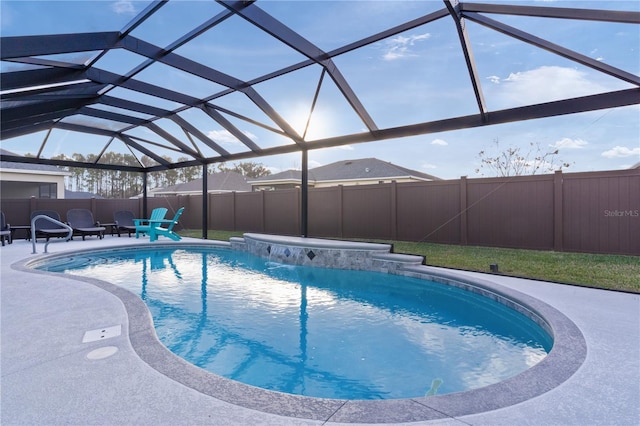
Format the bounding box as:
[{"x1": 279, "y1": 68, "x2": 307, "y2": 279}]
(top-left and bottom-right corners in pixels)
[{"x1": 181, "y1": 230, "x2": 639, "y2": 293}]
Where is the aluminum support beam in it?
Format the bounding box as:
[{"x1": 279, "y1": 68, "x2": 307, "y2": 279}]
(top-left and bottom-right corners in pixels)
[
  {"x1": 145, "y1": 122, "x2": 203, "y2": 159},
  {"x1": 100, "y1": 95, "x2": 172, "y2": 117},
  {"x1": 1, "y1": 68, "x2": 85, "y2": 91},
  {"x1": 220, "y1": 1, "x2": 378, "y2": 132},
  {"x1": 169, "y1": 114, "x2": 231, "y2": 157},
  {"x1": 84, "y1": 68, "x2": 201, "y2": 107},
  {"x1": 460, "y1": 3, "x2": 640, "y2": 23},
  {"x1": 0, "y1": 32, "x2": 121, "y2": 59},
  {"x1": 77, "y1": 106, "x2": 149, "y2": 126},
  {"x1": 0, "y1": 153, "x2": 144, "y2": 172},
  {"x1": 200, "y1": 104, "x2": 262, "y2": 153},
  {"x1": 119, "y1": 36, "x2": 247, "y2": 90},
  {"x1": 117, "y1": 134, "x2": 172, "y2": 167},
  {"x1": 202, "y1": 164, "x2": 208, "y2": 240},
  {"x1": 301, "y1": 149, "x2": 309, "y2": 238},
  {"x1": 445, "y1": 0, "x2": 488, "y2": 119},
  {"x1": 464, "y1": 12, "x2": 640, "y2": 86},
  {"x1": 1, "y1": 97, "x2": 95, "y2": 123}
]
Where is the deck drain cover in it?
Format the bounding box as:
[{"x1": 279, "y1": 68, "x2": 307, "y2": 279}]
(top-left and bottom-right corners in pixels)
[
  {"x1": 87, "y1": 346, "x2": 118, "y2": 360},
  {"x1": 82, "y1": 325, "x2": 121, "y2": 343}
]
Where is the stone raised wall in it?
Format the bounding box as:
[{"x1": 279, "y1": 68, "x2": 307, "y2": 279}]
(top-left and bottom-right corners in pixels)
[{"x1": 234, "y1": 233, "x2": 424, "y2": 272}]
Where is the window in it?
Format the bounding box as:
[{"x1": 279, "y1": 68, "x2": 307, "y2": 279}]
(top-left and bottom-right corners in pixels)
[{"x1": 39, "y1": 183, "x2": 57, "y2": 199}]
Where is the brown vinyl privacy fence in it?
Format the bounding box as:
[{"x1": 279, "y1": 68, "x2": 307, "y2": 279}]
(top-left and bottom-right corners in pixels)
[{"x1": 2, "y1": 169, "x2": 638, "y2": 255}]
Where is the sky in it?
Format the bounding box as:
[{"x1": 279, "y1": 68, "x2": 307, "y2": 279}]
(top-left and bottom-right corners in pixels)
[{"x1": 1, "y1": 0, "x2": 639, "y2": 180}]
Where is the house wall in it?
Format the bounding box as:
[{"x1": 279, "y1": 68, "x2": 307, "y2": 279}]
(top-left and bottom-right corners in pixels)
[{"x1": 0, "y1": 170, "x2": 67, "y2": 198}]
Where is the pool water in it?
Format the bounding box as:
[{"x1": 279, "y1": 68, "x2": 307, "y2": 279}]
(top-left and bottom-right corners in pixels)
[{"x1": 38, "y1": 247, "x2": 552, "y2": 400}]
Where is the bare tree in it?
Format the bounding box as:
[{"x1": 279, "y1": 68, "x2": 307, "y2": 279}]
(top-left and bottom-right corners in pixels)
[{"x1": 475, "y1": 139, "x2": 571, "y2": 177}]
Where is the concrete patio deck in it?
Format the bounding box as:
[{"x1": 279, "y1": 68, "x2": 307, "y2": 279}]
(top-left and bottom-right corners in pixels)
[{"x1": 1, "y1": 235, "x2": 638, "y2": 425}]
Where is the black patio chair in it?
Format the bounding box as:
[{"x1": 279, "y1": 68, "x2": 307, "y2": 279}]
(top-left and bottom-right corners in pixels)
[
  {"x1": 113, "y1": 210, "x2": 136, "y2": 237},
  {"x1": 31, "y1": 210, "x2": 69, "y2": 242},
  {"x1": 66, "y1": 209, "x2": 106, "y2": 240},
  {"x1": 0, "y1": 211, "x2": 12, "y2": 246}
]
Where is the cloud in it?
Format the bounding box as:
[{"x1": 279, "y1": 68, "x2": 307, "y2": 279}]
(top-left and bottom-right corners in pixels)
[
  {"x1": 382, "y1": 32, "x2": 431, "y2": 61},
  {"x1": 335, "y1": 145, "x2": 354, "y2": 151},
  {"x1": 489, "y1": 66, "x2": 608, "y2": 106},
  {"x1": 601, "y1": 146, "x2": 640, "y2": 159},
  {"x1": 207, "y1": 129, "x2": 257, "y2": 144},
  {"x1": 421, "y1": 163, "x2": 437, "y2": 170},
  {"x1": 550, "y1": 138, "x2": 588, "y2": 149},
  {"x1": 111, "y1": 0, "x2": 136, "y2": 14},
  {"x1": 431, "y1": 139, "x2": 448, "y2": 146}
]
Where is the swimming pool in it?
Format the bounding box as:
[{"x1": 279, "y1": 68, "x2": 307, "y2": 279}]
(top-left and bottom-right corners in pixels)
[
  {"x1": 36, "y1": 245, "x2": 552, "y2": 400},
  {"x1": 23, "y1": 236, "x2": 587, "y2": 422}
]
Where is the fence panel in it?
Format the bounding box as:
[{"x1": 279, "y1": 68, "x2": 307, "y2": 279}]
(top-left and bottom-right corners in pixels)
[
  {"x1": 562, "y1": 171, "x2": 640, "y2": 255},
  {"x1": 210, "y1": 193, "x2": 235, "y2": 231},
  {"x1": 1, "y1": 169, "x2": 637, "y2": 254},
  {"x1": 396, "y1": 181, "x2": 461, "y2": 243},
  {"x1": 264, "y1": 189, "x2": 299, "y2": 236},
  {"x1": 234, "y1": 192, "x2": 264, "y2": 232},
  {"x1": 466, "y1": 176, "x2": 555, "y2": 250},
  {"x1": 308, "y1": 186, "x2": 342, "y2": 237},
  {"x1": 176, "y1": 196, "x2": 201, "y2": 230},
  {"x1": 342, "y1": 185, "x2": 393, "y2": 239},
  {"x1": 95, "y1": 198, "x2": 140, "y2": 225}
]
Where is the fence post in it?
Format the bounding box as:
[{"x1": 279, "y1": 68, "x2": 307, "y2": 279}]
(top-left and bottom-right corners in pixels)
[
  {"x1": 202, "y1": 165, "x2": 208, "y2": 239},
  {"x1": 231, "y1": 192, "x2": 236, "y2": 232},
  {"x1": 390, "y1": 181, "x2": 397, "y2": 240},
  {"x1": 338, "y1": 185, "x2": 344, "y2": 238},
  {"x1": 460, "y1": 176, "x2": 468, "y2": 245},
  {"x1": 554, "y1": 170, "x2": 563, "y2": 252},
  {"x1": 260, "y1": 190, "x2": 266, "y2": 233}
]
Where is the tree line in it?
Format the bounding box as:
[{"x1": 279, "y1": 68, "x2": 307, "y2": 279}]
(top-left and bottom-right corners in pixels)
[{"x1": 49, "y1": 152, "x2": 270, "y2": 199}]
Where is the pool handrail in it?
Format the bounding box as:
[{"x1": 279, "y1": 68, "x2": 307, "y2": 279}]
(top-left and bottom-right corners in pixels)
[{"x1": 31, "y1": 214, "x2": 73, "y2": 254}]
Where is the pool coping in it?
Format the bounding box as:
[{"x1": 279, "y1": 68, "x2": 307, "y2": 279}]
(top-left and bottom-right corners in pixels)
[{"x1": 16, "y1": 239, "x2": 587, "y2": 424}]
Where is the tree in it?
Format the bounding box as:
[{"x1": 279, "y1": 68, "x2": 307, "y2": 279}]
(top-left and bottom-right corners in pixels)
[
  {"x1": 475, "y1": 139, "x2": 571, "y2": 177},
  {"x1": 216, "y1": 161, "x2": 272, "y2": 178}
]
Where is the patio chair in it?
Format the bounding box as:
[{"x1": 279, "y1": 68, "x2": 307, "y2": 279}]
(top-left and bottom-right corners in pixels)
[
  {"x1": 31, "y1": 210, "x2": 69, "y2": 242},
  {"x1": 113, "y1": 210, "x2": 137, "y2": 237},
  {"x1": 0, "y1": 211, "x2": 12, "y2": 246},
  {"x1": 134, "y1": 208, "x2": 168, "y2": 239},
  {"x1": 148, "y1": 207, "x2": 184, "y2": 242},
  {"x1": 66, "y1": 209, "x2": 106, "y2": 240}
]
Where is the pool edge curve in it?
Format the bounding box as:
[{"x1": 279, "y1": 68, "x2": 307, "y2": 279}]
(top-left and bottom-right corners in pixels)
[{"x1": 16, "y1": 238, "x2": 587, "y2": 424}]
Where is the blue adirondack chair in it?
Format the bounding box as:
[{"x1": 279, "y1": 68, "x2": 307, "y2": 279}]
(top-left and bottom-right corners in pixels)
[
  {"x1": 134, "y1": 208, "x2": 168, "y2": 239},
  {"x1": 148, "y1": 207, "x2": 184, "y2": 242}
]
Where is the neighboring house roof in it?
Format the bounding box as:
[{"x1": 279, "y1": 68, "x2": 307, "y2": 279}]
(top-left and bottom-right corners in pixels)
[
  {"x1": 632, "y1": 162, "x2": 640, "y2": 169},
  {"x1": 154, "y1": 171, "x2": 251, "y2": 195},
  {"x1": 0, "y1": 149, "x2": 69, "y2": 175},
  {"x1": 249, "y1": 169, "x2": 304, "y2": 184},
  {"x1": 249, "y1": 158, "x2": 440, "y2": 185}
]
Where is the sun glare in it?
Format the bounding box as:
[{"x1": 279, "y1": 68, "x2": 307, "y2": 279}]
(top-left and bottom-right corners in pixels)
[{"x1": 287, "y1": 106, "x2": 332, "y2": 141}]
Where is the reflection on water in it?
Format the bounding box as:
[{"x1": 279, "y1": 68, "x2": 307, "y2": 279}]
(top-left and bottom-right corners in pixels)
[{"x1": 38, "y1": 247, "x2": 552, "y2": 400}]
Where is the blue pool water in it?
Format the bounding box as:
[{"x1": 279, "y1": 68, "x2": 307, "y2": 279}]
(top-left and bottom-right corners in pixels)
[{"x1": 37, "y1": 246, "x2": 552, "y2": 400}]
